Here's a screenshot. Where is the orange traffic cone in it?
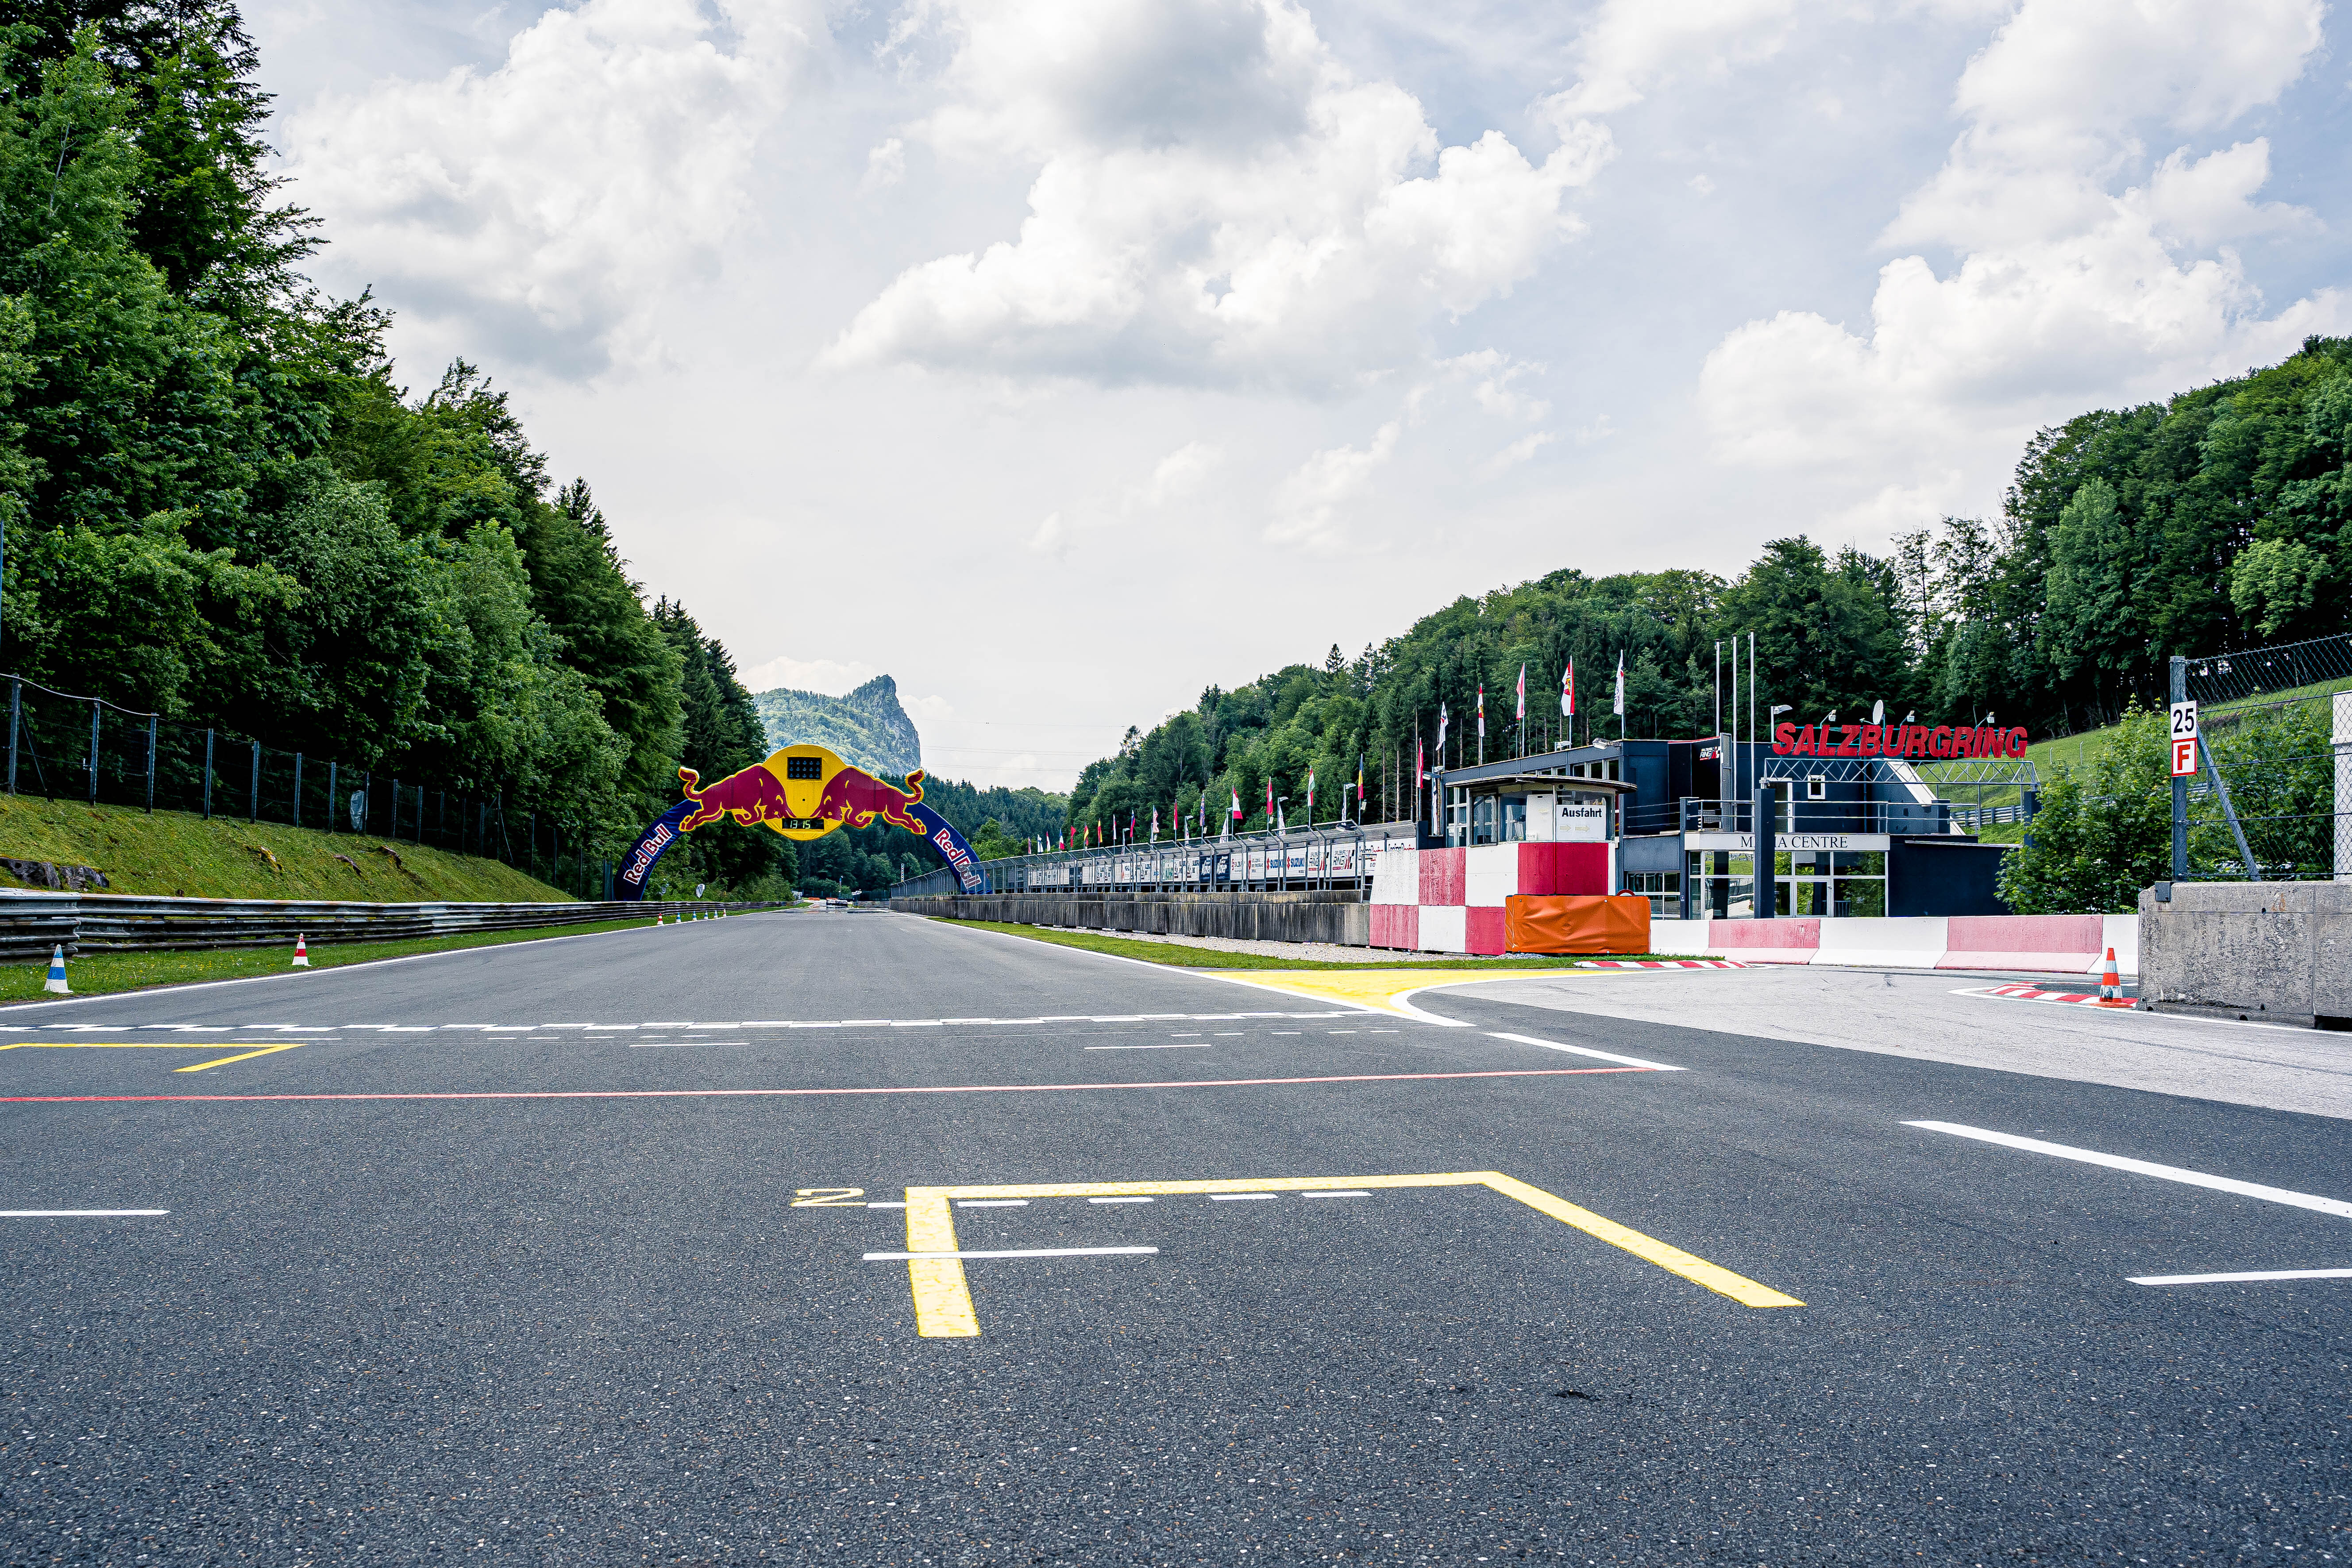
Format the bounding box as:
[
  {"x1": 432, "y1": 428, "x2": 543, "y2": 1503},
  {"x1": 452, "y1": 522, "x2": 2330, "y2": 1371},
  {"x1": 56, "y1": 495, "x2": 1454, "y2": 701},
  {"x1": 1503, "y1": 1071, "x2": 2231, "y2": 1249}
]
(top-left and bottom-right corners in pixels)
[
  {"x1": 292, "y1": 934, "x2": 310, "y2": 968},
  {"x1": 2095, "y1": 946, "x2": 2128, "y2": 1006}
]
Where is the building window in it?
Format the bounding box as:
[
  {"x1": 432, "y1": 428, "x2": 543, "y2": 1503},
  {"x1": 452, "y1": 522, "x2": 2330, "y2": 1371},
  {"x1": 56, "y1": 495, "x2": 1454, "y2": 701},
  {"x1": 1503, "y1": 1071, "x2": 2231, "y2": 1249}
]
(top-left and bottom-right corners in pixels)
[
  {"x1": 1808, "y1": 774, "x2": 1826, "y2": 801},
  {"x1": 1625, "y1": 870, "x2": 1679, "y2": 919}
]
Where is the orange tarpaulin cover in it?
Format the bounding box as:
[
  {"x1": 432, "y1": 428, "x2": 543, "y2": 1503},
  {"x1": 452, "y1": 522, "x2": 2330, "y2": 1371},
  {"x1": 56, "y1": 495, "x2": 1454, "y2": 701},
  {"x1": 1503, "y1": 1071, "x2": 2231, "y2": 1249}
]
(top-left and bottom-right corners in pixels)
[{"x1": 1504, "y1": 894, "x2": 1651, "y2": 955}]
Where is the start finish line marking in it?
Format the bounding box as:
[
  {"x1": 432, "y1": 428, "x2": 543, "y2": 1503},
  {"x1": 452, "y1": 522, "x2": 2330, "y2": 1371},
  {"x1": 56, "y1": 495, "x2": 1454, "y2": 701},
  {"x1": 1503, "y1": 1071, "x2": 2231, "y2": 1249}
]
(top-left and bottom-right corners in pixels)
[
  {"x1": 23, "y1": 1013, "x2": 1364, "y2": 1034},
  {"x1": 883, "y1": 1172, "x2": 1803, "y2": 1337}
]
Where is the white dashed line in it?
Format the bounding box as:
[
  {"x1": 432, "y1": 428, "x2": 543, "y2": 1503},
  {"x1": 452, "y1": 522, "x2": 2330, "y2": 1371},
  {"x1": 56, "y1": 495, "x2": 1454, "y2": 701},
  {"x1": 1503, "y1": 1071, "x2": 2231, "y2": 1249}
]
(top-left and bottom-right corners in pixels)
[
  {"x1": 1300, "y1": 1190, "x2": 1371, "y2": 1198},
  {"x1": 1210, "y1": 1193, "x2": 1277, "y2": 1202},
  {"x1": 956, "y1": 1199, "x2": 1029, "y2": 1208},
  {"x1": 1088, "y1": 1196, "x2": 1154, "y2": 1205},
  {"x1": 2130, "y1": 1268, "x2": 2352, "y2": 1286},
  {"x1": 2, "y1": 1209, "x2": 169, "y2": 1218}
]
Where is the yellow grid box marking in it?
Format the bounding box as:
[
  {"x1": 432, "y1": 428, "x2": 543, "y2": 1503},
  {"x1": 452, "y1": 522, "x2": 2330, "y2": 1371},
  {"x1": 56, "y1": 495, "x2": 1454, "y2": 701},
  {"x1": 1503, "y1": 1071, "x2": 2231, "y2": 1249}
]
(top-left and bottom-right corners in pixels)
[{"x1": 898, "y1": 1169, "x2": 1800, "y2": 1336}]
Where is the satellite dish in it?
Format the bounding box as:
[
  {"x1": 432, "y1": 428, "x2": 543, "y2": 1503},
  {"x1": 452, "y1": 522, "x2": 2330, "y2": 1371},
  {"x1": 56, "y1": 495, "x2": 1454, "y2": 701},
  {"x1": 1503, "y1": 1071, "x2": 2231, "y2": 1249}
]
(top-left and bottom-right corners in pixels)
[{"x1": 1871, "y1": 701, "x2": 1884, "y2": 726}]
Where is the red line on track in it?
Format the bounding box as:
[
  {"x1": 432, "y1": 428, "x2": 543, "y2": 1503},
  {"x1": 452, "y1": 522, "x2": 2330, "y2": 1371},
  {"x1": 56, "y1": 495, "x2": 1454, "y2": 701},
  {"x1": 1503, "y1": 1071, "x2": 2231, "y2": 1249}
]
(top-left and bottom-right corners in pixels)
[{"x1": 0, "y1": 1066, "x2": 1647, "y2": 1105}]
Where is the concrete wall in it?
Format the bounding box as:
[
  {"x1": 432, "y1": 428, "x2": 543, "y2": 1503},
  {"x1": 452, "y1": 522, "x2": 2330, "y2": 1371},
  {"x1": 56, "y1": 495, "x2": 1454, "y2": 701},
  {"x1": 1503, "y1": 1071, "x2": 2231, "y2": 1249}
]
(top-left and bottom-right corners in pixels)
[
  {"x1": 893, "y1": 891, "x2": 1371, "y2": 947},
  {"x1": 2139, "y1": 881, "x2": 2352, "y2": 1027}
]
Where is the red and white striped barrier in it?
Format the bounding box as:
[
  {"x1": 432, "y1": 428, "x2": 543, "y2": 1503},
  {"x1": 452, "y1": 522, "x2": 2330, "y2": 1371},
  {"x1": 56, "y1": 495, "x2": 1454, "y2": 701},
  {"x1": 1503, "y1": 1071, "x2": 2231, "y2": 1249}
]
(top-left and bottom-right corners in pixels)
[
  {"x1": 1371, "y1": 844, "x2": 1612, "y2": 955},
  {"x1": 1960, "y1": 982, "x2": 2136, "y2": 1009},
  {"x1": 1574, "y1": 959, "x2": 1747, "y2": 970}
]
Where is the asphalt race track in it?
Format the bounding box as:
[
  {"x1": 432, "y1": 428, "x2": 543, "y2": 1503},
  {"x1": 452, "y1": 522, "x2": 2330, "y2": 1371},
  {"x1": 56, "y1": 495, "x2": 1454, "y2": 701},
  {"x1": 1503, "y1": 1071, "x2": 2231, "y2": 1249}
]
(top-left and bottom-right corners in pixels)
[{"x1": 2, "y1": 909, "x2": 2345, "y2": 1565}]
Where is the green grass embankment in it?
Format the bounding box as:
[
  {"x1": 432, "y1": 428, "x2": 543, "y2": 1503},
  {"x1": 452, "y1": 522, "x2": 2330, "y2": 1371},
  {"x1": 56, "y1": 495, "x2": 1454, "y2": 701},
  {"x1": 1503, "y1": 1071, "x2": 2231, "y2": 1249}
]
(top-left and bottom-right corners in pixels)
[
  {"x1": 926, "y1": 918, "x2": 1694, "y2": 971},
  {"x1": 0, "y1": 795, "x2": 573, "y2": 902},
  {"x1": 0, "y1": 916, "x2": 695, "y2": 1002}
]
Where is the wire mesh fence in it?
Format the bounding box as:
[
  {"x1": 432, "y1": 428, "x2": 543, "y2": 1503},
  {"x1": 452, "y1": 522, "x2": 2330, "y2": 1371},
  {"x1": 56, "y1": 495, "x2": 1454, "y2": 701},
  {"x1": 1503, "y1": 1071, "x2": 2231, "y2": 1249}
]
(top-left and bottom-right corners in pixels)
[
  {"x1": 1, "y1": 675, "x2": 621, "y2": 899},
  {"x1": 2175, "y1": 640, "x2": 2351, "y2": 882}
]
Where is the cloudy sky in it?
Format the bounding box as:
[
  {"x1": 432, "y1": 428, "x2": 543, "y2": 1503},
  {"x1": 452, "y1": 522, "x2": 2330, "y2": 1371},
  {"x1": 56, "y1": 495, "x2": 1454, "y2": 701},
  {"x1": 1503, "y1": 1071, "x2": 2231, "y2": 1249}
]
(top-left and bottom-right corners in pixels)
[{"x1": 247, "y1": 0, "x2": 2351, "y2": 789}]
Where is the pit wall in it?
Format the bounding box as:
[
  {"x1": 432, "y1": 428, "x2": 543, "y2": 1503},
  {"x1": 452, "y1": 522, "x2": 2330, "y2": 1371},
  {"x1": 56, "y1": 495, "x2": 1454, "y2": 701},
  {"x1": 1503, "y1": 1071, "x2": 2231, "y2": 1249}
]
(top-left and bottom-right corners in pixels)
[
  {"x1": 1367, "y1": 845, "x2": 2135, "y2": 973},
  {"x1": 891, "y1": 891, "x2": 1369, "y2": 947},
  {"x1": 2138, "y1": 881, "x2": 2351, "y2": 1026}
]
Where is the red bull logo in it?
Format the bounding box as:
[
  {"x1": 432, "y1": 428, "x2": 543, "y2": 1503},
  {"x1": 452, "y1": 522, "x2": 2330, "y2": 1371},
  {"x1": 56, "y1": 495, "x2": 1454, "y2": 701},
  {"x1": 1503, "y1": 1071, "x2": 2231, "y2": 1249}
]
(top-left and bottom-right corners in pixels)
[
  {"x1": 613, "y1": 743, "x2": 989, "y2": 899},
  {"x1": 812, "y1": 767, "x2": 926, "y2": 834},
  {"x1": 678, "y1": 763, "x2": 794, "y2": 833}
]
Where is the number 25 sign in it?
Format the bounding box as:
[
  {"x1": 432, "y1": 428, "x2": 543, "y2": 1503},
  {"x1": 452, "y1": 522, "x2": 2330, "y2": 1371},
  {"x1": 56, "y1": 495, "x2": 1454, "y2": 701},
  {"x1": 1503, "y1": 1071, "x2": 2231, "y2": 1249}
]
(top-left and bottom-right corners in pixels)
[{"x1": 2168, "y1": 701, "x2": 2199, "y2": 778}]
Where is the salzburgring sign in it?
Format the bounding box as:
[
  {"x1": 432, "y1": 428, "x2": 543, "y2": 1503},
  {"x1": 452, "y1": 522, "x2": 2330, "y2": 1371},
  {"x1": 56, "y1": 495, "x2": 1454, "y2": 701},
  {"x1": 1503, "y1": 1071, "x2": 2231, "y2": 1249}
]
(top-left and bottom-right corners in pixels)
[
  {"x1": 1770, "y1": 720, "x2": 2028, "y2": 759},
  {"x1": 613, "y1": 744, "x2": 989, "y2": 900}
]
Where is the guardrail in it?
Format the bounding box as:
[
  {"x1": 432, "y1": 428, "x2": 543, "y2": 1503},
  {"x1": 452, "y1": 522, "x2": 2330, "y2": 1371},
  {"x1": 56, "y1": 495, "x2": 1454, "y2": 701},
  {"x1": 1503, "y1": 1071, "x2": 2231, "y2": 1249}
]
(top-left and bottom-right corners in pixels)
[{"x1": 0, "y1": 893, "x2": 781, "y2": 961}]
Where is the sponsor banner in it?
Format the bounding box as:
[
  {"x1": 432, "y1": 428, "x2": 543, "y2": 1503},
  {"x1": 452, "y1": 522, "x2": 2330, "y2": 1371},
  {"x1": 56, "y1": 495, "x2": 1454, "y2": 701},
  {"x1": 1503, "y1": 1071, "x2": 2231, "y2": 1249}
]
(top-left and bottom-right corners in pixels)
[{"x1": 614, "y1": 799, "x2": 696, "y2": 901}]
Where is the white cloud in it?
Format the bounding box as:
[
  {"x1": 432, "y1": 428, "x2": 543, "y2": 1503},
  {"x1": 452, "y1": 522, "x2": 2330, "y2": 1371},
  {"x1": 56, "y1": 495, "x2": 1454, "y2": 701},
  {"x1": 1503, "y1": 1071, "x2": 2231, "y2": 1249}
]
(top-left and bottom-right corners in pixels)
[
  {"x1": 1267, "y1": 419, "x2": 1400, "y2": 549},
  {"x1": 283, "y1": 0, "x2": 813, "y2": 373},
  {"x1": 823, "y1": 0, "x2": 1611, "y2": 389},
  {"x1": 1479, "y1": 429, "x2": 1556, "y2": 477},
  {"x1": 1700, "y1": 0, "x2": 2341, "y2": 490},
  {"x1": 863, "y1": 135, "x2": 908, "y2": 191},
  {"x1": 1543, "y1": 0, "x2": 1800, "y2": 119}
]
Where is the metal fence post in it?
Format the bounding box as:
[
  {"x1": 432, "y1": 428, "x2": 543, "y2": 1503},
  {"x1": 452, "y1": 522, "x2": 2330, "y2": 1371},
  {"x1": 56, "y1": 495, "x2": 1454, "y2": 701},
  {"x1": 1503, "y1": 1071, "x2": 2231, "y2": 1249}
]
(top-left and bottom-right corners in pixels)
[
  {"x1": 6, "y1": 679, "x2": 16, "y2": 794},
  {"x1": 389, "y1": 777, "x2": 399, "y2": 838},
  {"x1": 145, "y1": 716, "x2": 155, "y2": 812},
  {"x1": 293, "y1": 753, "x2": 302, "y2": 828},
  {"x1": 416, "y1": 783, "x2": 424, "y2": 844},
  {"x1": 2170, "y1": 655, "x2": 2188, "y2": 881},
  {"x1": 87, "y1": 701, "x2": 99, "y2": 803},
  {"x1": 248, "y1": 740, "x2": 259, "y2": 822},
  {"x1": 203, "y1": 729, "x2": 214, "y2": 819},
  {"x1": 328, "y1": 759, "x2": 337, "y2": 831}
]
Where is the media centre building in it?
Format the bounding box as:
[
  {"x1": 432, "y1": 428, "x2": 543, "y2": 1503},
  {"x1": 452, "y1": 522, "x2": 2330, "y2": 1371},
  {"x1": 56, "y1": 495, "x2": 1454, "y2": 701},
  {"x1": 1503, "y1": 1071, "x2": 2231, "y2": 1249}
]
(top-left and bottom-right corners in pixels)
[{"x1": 1434, "y1": 720, "x2": 2032, "y2": 920}]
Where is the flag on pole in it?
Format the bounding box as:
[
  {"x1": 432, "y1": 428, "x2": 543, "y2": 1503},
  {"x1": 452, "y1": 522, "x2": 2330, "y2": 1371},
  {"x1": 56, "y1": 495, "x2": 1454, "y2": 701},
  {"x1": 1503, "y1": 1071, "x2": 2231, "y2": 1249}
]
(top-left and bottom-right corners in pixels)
[
  {"x1": 1150, "y1": 807, "x2": 1158, "y2": 841},
  {"x1": 1305, "y1": 769, "x2": 1315, "y2": 822},
  {"x1": 1231, "y1": 786, "x2": 1242, "y2": 819},
  {"x1": 1356, "y1": 754, "x2": 1365, "y2": 809},
  {"x1": 1265, "y1": 777, "x2": 1274, "y2": 824},
  {"x1": 1613, "y1": 651, "x2": 1626, "y2": 718},
  {"x1": 1438, "y1": 702, "x2": 1449, "y2": 756},
  {"x1": 1562, "y1": 660, "x2": 1574, "y2": 716},
  {"x1": 1515, "y1": 664, "x2": 1526, "y2": 721},
  {"x1": 1477, "y1": 685, "x2": 1485, "y2": 738}
]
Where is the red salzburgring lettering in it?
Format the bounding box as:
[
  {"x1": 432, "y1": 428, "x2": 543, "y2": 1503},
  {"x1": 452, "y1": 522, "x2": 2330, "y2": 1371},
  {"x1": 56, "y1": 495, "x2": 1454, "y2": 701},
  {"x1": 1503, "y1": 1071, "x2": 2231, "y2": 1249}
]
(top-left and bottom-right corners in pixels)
[
  {"x1": 1927, "y1": 724, "x2": 1949, "y2": 757},
  {"x1": 1773, "y1": 721, "x2": 1797, "y2": 754},
  {"x1": 1860, "y1": 725, "x2": 1882, "y2": 757},
  {"x1": 1839, "y1": 723, "x2": 1861, "y2": 757}
]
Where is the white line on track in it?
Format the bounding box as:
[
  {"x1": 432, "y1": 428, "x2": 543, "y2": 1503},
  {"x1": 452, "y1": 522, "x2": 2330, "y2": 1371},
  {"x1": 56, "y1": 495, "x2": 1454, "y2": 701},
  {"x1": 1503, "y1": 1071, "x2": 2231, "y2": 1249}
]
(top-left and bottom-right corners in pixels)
[
  {"x1": 1487, "y1": 1032, "x2": 1687, "y2": 1071},
  {"x1": 1089, "y1": 1196, "x2": 1154, "y2": 1204},
  {"x1": 864, "y1": 1247, "x2": 1157, "y2": 1261},
  {"x1": 865, "y1": 1201, "x2": 907, "y2": 1209},
  {"x1": 956, "y1": 1199, "x2": 1029, "y2": 1208},
  {"x1": 1084, "y1": 1043, "x2": 1212, "y2": 1050},
  {"x1": 2, "y1": 1209, "x2": 169, "y2": 1217},
  {"x1": 1300, "y1": 1190, "x2": 1371, "y2": 1198},
  {"x1": 1905, "y1": 1122, "x2": 2352, "y2": 1220},
  {"x1": 28, "y1": 1012, "x2": 1361, "y2": 1033},
  {"x1": 1209, "y1": 1193, "x2": 1277, "y2": 1201},
  {"x1": 2130, "y1": 1268, "x2": 2352, "y2": 1286}
]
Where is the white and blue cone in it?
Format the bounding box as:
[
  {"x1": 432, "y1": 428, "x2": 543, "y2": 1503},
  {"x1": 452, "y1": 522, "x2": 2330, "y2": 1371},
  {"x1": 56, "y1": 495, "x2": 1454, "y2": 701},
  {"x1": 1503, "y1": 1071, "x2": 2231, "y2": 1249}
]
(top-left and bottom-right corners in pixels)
[{"x1": 44, "y1": 944, "x2": 69, "y2": 994}]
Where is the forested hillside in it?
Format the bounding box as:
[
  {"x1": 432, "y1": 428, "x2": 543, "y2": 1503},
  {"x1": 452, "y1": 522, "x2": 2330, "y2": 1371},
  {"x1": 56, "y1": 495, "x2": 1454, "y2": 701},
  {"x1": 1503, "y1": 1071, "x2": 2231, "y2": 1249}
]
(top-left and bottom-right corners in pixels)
[
  {"x1": 1067, "y1": 336, "x2": 2352, "y2": 840},
  {"x1": 0, "y1": 6, "x2": 1042, "y2": 900}
]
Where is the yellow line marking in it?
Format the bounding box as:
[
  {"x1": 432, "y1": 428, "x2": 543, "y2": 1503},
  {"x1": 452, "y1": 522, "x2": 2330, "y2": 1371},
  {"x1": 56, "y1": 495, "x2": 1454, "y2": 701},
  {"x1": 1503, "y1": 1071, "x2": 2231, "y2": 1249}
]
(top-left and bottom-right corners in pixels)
[
  {"x1": 897, "y1": 1169, "x2": 1800, "y2": 1336},
  {"x1": 2, "y1": 1042, "x2": 307, "y2": 1073},
  {"x1": 1205, "y1": 969, "x2": 1589, "y2": 1021},
  {"x1": 904, "y1": 1189, "x2": 979, "y2": 1337}
]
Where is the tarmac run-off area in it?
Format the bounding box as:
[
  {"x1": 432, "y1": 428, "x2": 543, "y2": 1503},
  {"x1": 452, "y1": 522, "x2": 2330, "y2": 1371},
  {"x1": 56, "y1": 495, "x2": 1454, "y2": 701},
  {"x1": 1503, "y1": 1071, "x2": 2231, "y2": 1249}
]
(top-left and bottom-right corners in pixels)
[{"x1": 2, "y1": 908, "x2": 2344, "y2": 1564}]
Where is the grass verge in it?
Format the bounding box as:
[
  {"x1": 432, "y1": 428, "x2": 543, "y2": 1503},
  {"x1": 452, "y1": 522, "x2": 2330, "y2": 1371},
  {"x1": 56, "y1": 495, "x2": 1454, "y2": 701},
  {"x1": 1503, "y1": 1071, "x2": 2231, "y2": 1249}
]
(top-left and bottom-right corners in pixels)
[
  {"x1": 0, "y1": 916, "x2": 679, "y2": 1003},
  {"x1": 0, "y1": 795, "x2": 573, "y2": 902},
  {"x1": 925, "y1": 917, "x2": 1699, "y2": 971}
]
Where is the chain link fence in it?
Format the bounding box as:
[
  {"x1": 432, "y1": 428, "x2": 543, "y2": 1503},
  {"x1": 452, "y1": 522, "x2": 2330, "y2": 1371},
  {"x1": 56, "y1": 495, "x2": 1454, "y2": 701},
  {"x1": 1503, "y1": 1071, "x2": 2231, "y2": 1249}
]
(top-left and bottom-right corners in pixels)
[
  {"x1": 2177, "y1": 633, "x2": 2351, "y2": 882},
  {"x1": 2, "y1": 675, "x2": 621, "y2": 899}
]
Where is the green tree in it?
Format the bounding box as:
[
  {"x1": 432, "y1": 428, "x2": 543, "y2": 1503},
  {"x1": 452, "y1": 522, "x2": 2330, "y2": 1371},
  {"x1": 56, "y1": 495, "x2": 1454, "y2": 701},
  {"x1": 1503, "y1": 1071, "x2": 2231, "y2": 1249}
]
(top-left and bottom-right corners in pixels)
[{"x1": 1997, "y1": 704, "x2": 2170, "y2": 914}]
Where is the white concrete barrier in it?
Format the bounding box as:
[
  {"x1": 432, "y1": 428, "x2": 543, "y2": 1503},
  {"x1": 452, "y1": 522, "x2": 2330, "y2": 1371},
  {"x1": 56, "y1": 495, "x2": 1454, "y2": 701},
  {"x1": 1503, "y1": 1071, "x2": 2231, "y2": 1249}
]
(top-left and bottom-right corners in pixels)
[{"x1": 1813, "y1": 916, "x2": 1949, "y2": 970}]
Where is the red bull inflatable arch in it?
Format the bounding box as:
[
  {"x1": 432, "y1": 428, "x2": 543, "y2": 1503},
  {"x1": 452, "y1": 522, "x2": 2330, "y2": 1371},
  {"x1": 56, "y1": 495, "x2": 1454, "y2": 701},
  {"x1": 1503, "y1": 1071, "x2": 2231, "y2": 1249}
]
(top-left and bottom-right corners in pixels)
[{"x1": 613, "y1": 744, "x2": 989, "y2": 900}]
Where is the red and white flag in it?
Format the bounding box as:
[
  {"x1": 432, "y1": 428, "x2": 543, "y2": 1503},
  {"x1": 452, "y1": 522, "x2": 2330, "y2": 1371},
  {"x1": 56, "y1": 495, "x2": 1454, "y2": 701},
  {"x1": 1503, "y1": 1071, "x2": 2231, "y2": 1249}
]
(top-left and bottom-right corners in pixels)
[
  {"x1": 1515, "y1": 664, "x2": 1526, "y2": 721},
  {"x1": 1265, "y1": 777, "x2": 1274, "y2": 823},
  {"x1": 1561, "y1": 661, "x2": 1574, "y2": 717},
  {"x1": 1477, "y1": 684, "x2": 1485, "y2": 738},
  {"x1": 1230, "y1": 787, "x2": 1242, "y2": 820}
]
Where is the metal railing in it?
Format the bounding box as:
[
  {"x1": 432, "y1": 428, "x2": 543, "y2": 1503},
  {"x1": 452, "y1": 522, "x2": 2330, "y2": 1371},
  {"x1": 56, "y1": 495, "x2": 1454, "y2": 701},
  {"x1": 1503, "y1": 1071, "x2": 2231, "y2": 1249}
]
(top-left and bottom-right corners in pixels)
[
  {"x1": 0, "y1": 893, "x2": 782, "y2": 961},
  {"x1": 887, "y1": 820, "x2": 1426, "y2": 900}
]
